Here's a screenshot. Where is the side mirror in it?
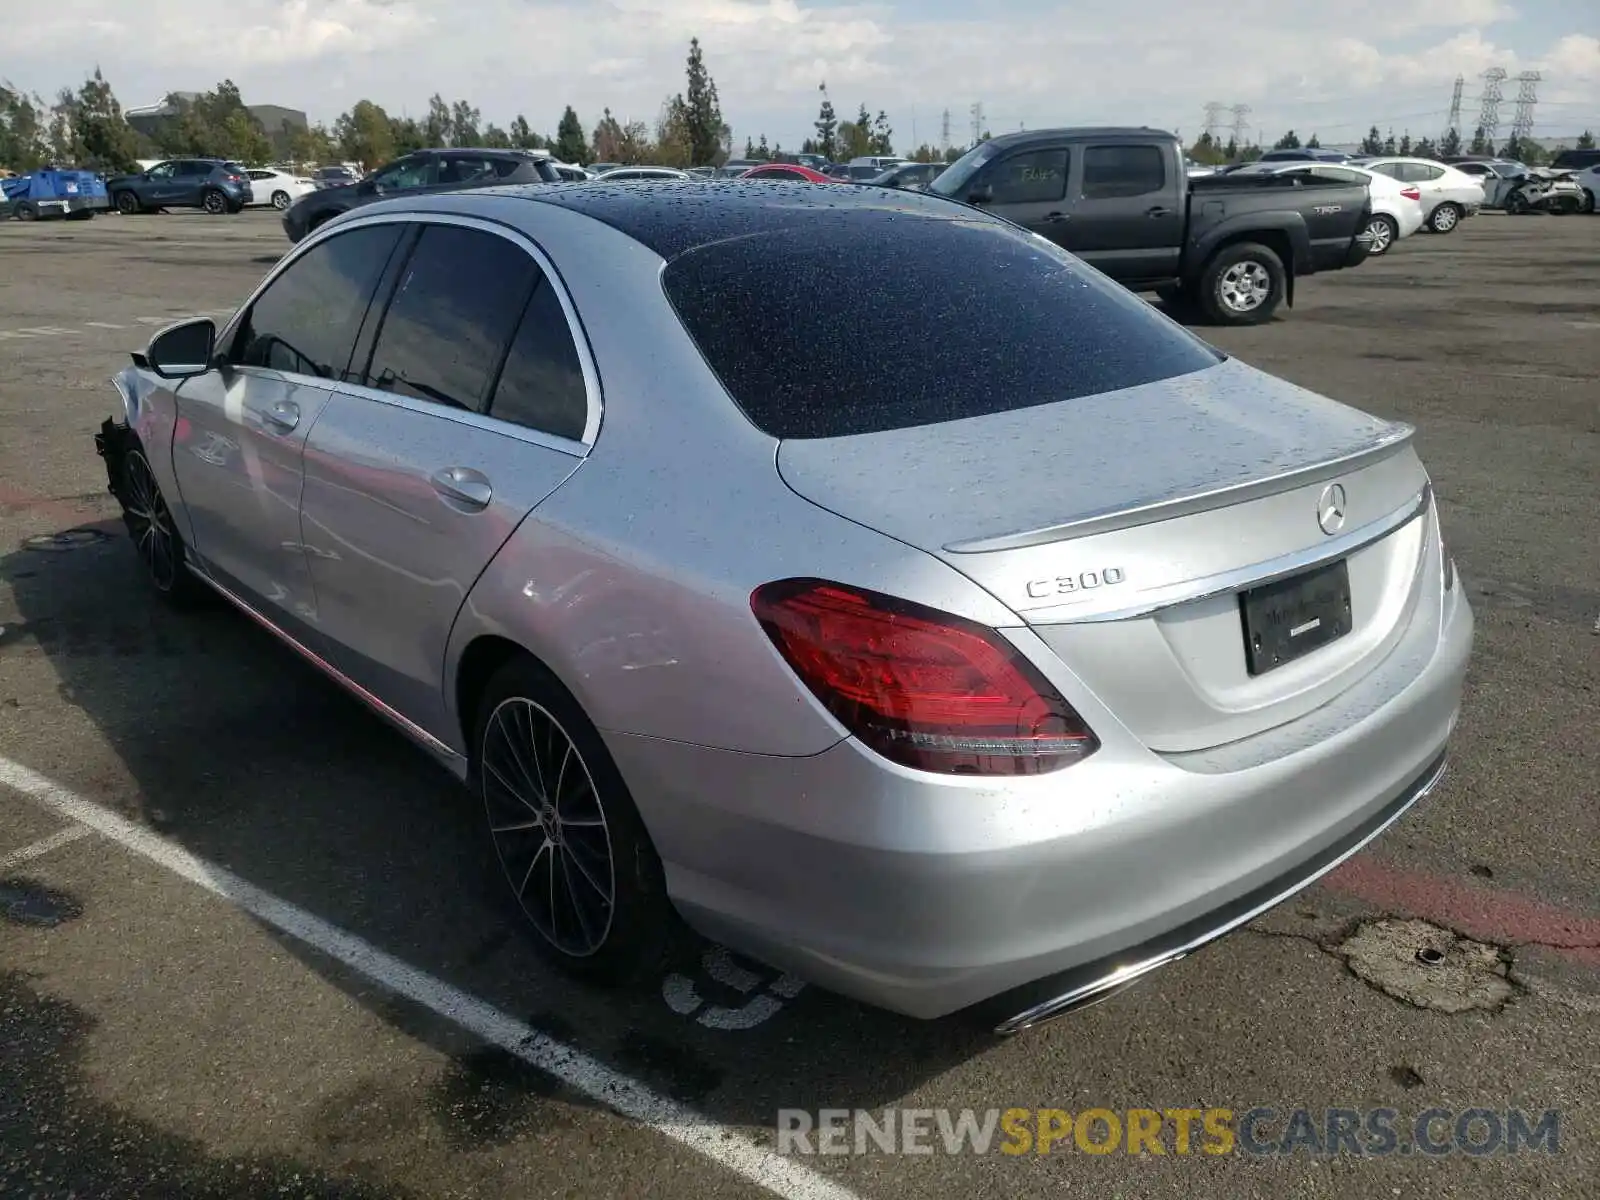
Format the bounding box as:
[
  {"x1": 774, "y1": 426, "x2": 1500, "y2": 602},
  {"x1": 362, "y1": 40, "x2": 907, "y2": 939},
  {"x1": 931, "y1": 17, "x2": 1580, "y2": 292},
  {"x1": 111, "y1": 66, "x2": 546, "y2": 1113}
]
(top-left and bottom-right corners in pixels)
[
  {"x1": 147, "y1": 318, "x2": 216, "y2": 380},
  {"x1": 357, "y1": 178, "x2": 379, "y2": 196},
  {"x1": 967, "y1": 183, "x2": 994, "y2": 205}
]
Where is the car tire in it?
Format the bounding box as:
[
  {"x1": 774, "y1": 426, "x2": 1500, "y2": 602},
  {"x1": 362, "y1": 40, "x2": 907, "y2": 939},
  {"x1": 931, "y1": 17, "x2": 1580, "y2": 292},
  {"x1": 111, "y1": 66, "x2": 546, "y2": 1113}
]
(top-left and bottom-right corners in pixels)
[
  {"x1": 14, "y1": 202, "x2": 38, "y2": 222},
  {"x1": 1197, "y1": 242, "x2": 1285, "y2": 327},
  {"x1": 116, "y1": 437, "x2": 207, "y2": 608},
  {"x1": 1582, "y1": 189, "x2": 1596, "y2": 214},
  {"x1": 113, "y1": 190, "x2": 140, "y2": 215},
  {"x1": 201, "y1": 189, "x2": 228, "y2": 215},
  {"x1": 1427, "y1": 203, "x2": 1462, "y2": 234},
  {"x1": 1363, "y1": 214, "x2": 1398, "y2": 256},
  {"x1": 271, "y1": 190, "x2": 291, "y2": 210},
  {"x1": 1504, "y1": 192, "x2": 1527, "y2": 215},
  {"x1": 472, "y1": 654, "x2": 674, "y2": 987}
]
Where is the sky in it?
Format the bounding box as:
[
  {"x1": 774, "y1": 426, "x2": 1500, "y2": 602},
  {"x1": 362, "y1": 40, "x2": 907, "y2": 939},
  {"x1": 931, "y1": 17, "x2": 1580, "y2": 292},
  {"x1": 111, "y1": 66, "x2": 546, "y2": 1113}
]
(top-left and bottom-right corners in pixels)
[{"x1": 4, "y1": 0, "x2": 1597, "y2": 151}]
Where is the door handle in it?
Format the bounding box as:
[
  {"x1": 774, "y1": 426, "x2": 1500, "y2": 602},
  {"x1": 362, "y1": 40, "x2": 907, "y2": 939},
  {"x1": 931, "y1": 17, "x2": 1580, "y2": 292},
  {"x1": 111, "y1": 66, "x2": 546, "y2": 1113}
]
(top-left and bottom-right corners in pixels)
[
  {"x1": 430, "y1": 466, "x2": 493, "y2": 511},
  {"x1": 259, "y1": 400, "x2": 300, "y2": 432},
  {"x1": 1041, "y1": 211, "x2": 1069, "y2": 223},
  {"x1": 1146, "y1": 206, "x2": 1175, "y2": 217}
]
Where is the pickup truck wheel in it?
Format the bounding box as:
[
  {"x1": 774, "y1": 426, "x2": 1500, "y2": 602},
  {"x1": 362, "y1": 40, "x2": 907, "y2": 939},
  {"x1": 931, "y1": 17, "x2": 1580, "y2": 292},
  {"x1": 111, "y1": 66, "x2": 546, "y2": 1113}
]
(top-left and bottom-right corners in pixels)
[
  {"x1": 1427, "y1": 203, "x2": 1461, "y2": 234},
  {"x1": 1198, "y1": 243, "x2": 1285, "y2": 326}
]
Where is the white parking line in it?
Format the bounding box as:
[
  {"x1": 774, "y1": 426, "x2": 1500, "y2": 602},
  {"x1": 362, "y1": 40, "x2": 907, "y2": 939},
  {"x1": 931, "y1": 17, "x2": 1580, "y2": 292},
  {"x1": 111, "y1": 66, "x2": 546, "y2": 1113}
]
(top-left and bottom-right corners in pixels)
[
  {"x1": 0, "y1": 310, "x2": 236, "y2": 341},
  {"x1": 0, "y1": 824, "x2": 91, "y2": 872},
  {"x1": 0, "y1": 755, "x2": 857, "y2": 1200}
]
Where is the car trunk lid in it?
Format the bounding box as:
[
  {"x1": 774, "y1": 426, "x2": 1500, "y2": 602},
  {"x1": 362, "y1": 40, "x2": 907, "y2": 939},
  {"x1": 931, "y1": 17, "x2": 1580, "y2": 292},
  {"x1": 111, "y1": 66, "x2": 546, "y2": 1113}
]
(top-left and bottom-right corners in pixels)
[{"x1": 777, "y1": 358, "x2": 1435, "y2": 753}]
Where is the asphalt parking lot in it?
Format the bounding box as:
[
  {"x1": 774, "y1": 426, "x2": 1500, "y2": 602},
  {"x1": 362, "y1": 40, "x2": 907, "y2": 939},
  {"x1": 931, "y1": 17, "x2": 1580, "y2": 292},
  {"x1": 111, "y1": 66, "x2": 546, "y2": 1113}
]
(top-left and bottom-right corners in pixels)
[{"x1": 1, "y1": 208, "x2": 1596, "y2": 1199}]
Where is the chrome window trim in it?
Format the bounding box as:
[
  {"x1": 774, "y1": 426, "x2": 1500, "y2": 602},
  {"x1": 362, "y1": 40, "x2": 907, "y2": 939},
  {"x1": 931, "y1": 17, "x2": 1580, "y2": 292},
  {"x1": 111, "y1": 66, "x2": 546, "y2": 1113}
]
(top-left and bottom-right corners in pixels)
[
  {"x1": 217, "y1": 208, "x2": 603, "y2": 450},
  {"x1": 333, "y1": 379, "x2": 587, "y2": 458},
  {"x1": 1026, "y1": 483, "x2": 1433, "y2": 625}
]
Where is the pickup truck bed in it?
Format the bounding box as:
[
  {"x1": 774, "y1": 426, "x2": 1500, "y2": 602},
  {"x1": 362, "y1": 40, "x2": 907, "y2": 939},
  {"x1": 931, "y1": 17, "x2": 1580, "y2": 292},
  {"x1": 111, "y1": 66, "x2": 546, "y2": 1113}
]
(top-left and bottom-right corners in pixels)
[{"x1": 928, "y1": 126, "x2": 1374, "y2": 325}]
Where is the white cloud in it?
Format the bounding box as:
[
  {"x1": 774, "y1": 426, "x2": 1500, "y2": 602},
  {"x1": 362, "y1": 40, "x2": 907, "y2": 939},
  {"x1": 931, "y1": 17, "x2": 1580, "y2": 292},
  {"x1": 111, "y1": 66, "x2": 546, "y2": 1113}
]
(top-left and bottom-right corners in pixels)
[{"x1": 2, "y1": 0, "x2": 1594, "y2": 147}]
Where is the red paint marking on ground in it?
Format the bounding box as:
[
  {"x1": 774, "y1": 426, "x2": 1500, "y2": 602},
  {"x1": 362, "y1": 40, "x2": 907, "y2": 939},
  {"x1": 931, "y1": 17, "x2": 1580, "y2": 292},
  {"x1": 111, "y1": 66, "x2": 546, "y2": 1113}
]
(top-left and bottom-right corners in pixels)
[{"x1": 1323, "y1": 857, "x2": 1600, "y2": 966}]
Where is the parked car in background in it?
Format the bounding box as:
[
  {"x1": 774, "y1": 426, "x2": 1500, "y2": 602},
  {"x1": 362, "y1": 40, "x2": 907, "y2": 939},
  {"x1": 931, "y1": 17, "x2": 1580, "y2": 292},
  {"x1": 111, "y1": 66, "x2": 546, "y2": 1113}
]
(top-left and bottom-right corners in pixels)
[
  {"x1": 596, "y1": 167, "x2": 693, "y2": 182},
  {"x1": 1255, "y1": 148, "x2": 1354, "y2": 165},
  {"x1": 1346, "y1": 157, "x2": 1484, "y2": 233},
  {"x1": 312, "y1": 165, "x2": 360, "y2": 187},
  {"x1": 1234, "y1": 161, "x2": 1424, "y2": 255},
  {"x1": 715, "y1": 159, "x2": 763, "y2": 178},
  {"x1": 867, "y1": 161, "x2": 943, "y2": 189},
  {"x1": 549, "y1": 162, "x2": 593, "y2": 181},
  {"x1": 1572, "y1": 164, "x2": 1599, "y2": 213},
  {"x1": 281, "y1": 147, "x2": 561, "y2": 242},
  {"x1": 106, "y1": 159, "x2": 253, "y2": 215},
  {"x1": 929, "y1": 127, "x2": 1375, "y2": 324},
  {"x1": 245, "y1": 167, "x2": 318, "y2": 211},
  {"x1": 589, "y1": 162, "x2": 623, "y2": 175},
  {"x1": 740, "y1": 163, "x2": 837, "y2": 183},
  {"x1": 1550, "y1": 148, "x2": 1600, "y2": 173},
  {"x1": 94, "y1": 180, "x2": 1471, "y2": 1034}
]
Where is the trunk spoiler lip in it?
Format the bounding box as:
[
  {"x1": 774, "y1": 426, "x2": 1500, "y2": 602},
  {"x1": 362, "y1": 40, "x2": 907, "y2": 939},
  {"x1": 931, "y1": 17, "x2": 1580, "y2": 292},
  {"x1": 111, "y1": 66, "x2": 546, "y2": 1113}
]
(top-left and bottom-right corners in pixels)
[{"x1": 942, "y1": 421, "x2": 1416, "y2": 554}]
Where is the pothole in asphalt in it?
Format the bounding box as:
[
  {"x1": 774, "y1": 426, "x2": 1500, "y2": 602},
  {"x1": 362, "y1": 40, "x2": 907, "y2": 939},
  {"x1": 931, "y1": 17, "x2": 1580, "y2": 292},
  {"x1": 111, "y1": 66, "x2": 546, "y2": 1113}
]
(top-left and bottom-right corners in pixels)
[
  {"x1": 1337, "y1": 918, "x2": 1514, "y2": 1013},
  {"x1": 0, "y1": 880, "x2": 83, "y2": 928}
]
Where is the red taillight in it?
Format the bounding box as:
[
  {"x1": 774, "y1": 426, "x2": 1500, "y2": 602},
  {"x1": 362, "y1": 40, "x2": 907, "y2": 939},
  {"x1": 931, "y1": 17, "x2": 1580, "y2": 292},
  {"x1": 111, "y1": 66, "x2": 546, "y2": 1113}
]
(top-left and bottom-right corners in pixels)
[
  {"x1": 751, "y1": 578, "x2": 1098, "y2": 776},
  {"x1": 1400, "y1": 186, "x2": 1421, "y2": 201}
]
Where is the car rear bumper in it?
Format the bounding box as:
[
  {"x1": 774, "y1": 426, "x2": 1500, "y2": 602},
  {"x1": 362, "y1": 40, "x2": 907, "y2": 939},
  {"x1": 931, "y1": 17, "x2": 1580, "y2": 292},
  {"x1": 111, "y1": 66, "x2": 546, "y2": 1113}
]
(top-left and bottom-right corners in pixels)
[{"x1": 607, "y1": 564, "x2": 1473, "y2": 1023}]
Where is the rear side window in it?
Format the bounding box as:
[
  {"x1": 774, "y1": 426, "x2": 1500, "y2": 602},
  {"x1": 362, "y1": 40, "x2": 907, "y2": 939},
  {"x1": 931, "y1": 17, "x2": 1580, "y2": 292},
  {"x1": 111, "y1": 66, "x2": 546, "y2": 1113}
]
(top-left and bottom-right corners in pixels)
[
  {"x1": 978, "y1": 148, "x2": 1068, "y2": 203},
  {"x1": 486, "y1": 281, "x2": 589, "y2": 441},
  {"x1": 663, "y1": 213, "x2": 1222, "y2": 439},
  {"x1": 233, "y1": 224, "x2": 403, "y2": 378},
  {"x1": 1082, "y1": 145, "x2": 1167, "y2": 198},
  {"x1": 364, "y1": 225, "x2": 538, "y2": 411}
]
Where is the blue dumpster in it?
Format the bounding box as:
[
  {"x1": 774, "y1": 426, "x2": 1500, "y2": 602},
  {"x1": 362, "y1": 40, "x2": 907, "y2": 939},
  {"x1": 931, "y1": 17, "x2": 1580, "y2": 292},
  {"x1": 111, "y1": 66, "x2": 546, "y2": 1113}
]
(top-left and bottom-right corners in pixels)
[{"x1": 3, "y1": 169, "x2": 111, "y2": 220}]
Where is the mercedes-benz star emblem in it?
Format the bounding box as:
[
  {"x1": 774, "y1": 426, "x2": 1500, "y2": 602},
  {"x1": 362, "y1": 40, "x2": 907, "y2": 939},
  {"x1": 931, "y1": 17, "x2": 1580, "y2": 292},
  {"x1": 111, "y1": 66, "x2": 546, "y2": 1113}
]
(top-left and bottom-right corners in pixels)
[{"x1": 1317, "y1": 483, "x2": 1347, "y2": 535}]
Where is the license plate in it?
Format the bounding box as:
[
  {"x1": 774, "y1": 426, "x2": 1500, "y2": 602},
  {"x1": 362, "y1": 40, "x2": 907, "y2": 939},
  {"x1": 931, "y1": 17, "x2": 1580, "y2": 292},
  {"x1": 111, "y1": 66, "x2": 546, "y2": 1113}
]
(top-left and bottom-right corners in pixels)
[{"x1": 1239, "y1": 559, "x2": 1352, "y2": 676}]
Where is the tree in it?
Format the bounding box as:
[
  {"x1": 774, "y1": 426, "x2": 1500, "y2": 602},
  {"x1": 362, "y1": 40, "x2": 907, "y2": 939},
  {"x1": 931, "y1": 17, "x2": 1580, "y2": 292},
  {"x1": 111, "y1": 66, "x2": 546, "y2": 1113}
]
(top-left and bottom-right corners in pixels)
[
  {"x1": 508, "y1": 115, "x2": 546, "y2": 151},
  {"x1": 1501, "y1": 133, "x2": 1525, "y2": 161},
  {"x1": 655, "y1": 95, "x2": 691, "y2": 167},
  {"x1": 870, "y1": 109, "x2": 893, "y2": 156},
  {"x1": 1398, "y1": 132, "x2": 1412, "y2": 155},
  {"x1": 1, "y1": 84, "x2": 49, "y2": 170},
  {"x1": 424, "y1": 94, "x2": 452, "y2": 147},
  {"x1": 1222, "y1": 136, "x2": 1238, "y2": 161},
  {"x1": 1306, "y1": 133, "x2": 1322, "y2": 149},
  {"x1": 482, "y1": 124, "x2": 511, "y2": 149},
  {"x1": 594, "y1": 108, "x2": 627, "y2": 161},
  {"x1": 1577, "y1": 130, "x2": 1595, "y2": 150},
  {"x1": 681, "y1": 37, "x2": 723, "y2": 166},
  {"x1": 814, "y1": 82, "x2": 838, "y2": 160},
  {"x1": 1383, "y1": 128, "x2": 1396, "y2": 155},
  {"x1": 1189, "y1": 132, "x2": 1225, "y2": 166},
  {"x1": 619, "y1": 119, "x2": 653, "y2": 164},
  {"x1": 450, "y1": 100, "x2": 481, "y2": 146},
  {"x1": 334, "y1": 100, "x2": 395, "y2": 170},
  {"x1": 1469, "y1": 124, "x2": 1489, "y2": 155},
  {"x1": 289, "y1": 122, "x2": 335, "y2": 166},
  {"x1": 554, "y1": 105, "x2": 587, "y2": 164},
  {"x1": 47, "y1": 88, "x2": 79, "y2": 163},
  {"x1": 756, "y1": 133, "x2": 770, "y2": 160},
  {"x1": 1359, "y1": 125, "x2": 1384, "y2": 155},
  {"x1": 69, "y1": 69, "x2": 139, "y2": 172},
  {"x1": 1413, "y1": 137, "x2": 1437, "y2": 158},
  {"x1": 152, "y1": 81, "x2": 271, "y2": 163},
  {"x1": 1441, "y1": 127, "x2": 1462, "y2": 157},
  {"x1": 1273, "y1": 130, "x2": 1301, "y2": 150},
  {"x1": 388, "y1": 116, "x2": 425, "y2": 155}
]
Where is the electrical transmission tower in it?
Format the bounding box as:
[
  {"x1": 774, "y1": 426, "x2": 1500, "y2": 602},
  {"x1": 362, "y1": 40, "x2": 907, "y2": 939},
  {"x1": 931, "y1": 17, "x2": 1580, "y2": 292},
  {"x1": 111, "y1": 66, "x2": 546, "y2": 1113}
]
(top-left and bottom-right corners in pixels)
[
  {"x1": 969, "y1": 101, "x2": 984, "y2": 145},
  {"x1": 1229, "y1": 104, "x2": 1251, "y2": 147},
  {"x1": 1477, "y1": 67, "x2": 1507, "y2": 141},
  {"x1": 1510, "y1": 71, "x2": 1540, "y2": 141},
  {"x1": 940, "y1": 108, "x2": 951, "y2": 154},
  {"x1": 1445, "y1": 75, "x2": 1464, "y2": 142},
  {"x1": 1201, "y1": 101, "x2": 1225, "y2": 141}
]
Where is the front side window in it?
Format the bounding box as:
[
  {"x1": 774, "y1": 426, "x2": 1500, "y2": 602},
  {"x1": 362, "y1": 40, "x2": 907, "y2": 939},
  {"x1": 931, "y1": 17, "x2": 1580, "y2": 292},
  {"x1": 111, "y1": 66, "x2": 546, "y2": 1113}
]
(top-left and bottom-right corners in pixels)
[
  {"x1": 979, "y1": 148, "x2": 1069, "y2": 204},
  {"x1": 364, "y1": 225, "x2": 538, "y2": 411},
  {"x1": 1081, "y1": 145, "x2": 1166, "y2": 198},
  {"x1": 232, "y1": 224, "x2": 403, "y2": 378},
  {"x1": 146, "y1": 162, "x2": 177, "y2": 179},
  {"x1": 373, "y1": 157, "x2": 435, "y2": 191}
]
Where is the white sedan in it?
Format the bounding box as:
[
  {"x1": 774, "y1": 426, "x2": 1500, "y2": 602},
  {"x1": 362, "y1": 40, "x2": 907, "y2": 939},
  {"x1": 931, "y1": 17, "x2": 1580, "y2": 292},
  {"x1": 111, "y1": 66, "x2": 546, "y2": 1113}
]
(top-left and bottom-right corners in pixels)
[
  {"x1": 1347, "y1": 157, "x2": 1486, "y2": 234},
  {"x1": 244, "y1": 168, "x2": 318, "y2": 211},
  {"x1": 1232, "y1": 161, "x2": 1425, "y2": 256}
]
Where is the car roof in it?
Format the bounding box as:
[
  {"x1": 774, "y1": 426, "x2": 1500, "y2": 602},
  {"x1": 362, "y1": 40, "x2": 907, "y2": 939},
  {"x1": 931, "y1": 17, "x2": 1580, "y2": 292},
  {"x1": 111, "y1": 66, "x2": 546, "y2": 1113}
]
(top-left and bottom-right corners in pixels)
[
  {"x1": 412, "y1": 146, "x2": 539, "y2": 158},
  {"x1": 434, "y1": 178, "x2": 1000, "y2": 261}
]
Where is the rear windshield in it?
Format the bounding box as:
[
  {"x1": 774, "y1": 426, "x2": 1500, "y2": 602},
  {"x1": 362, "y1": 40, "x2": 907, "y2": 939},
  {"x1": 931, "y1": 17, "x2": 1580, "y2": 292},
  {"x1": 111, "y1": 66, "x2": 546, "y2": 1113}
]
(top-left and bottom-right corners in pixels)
[{"x1": 661, "y1": 211, "x2": 1223, "y2": 439}]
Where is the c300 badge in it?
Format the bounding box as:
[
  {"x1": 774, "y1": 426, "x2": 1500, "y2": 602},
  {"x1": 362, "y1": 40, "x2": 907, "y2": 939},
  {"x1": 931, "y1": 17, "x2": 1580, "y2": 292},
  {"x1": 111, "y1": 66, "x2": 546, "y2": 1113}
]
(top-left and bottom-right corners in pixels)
[{"x1": 1024, "y1": 568, "x2": 1126, "y2": 601}]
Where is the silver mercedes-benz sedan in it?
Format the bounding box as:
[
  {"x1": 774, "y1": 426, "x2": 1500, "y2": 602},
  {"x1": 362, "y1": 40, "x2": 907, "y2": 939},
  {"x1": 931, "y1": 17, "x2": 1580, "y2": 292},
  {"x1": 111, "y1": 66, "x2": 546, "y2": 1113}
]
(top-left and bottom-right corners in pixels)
[{"x1": 93, "y1": 181, "x2": 1473, "y2": 1034}]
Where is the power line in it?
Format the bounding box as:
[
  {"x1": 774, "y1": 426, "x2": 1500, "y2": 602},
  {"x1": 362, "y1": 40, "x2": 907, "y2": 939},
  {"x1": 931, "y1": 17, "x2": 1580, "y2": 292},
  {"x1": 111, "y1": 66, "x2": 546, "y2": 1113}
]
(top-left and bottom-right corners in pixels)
[
  {"x1": 1229, "y1": 103, "x2": 1251, "y2": 146},
  {"x1": 1201, "y1": 100, "x2": 1225, "y2": 141},
  {"x1": 969, "y1": 101, "x2": 984, "y2": 145}
]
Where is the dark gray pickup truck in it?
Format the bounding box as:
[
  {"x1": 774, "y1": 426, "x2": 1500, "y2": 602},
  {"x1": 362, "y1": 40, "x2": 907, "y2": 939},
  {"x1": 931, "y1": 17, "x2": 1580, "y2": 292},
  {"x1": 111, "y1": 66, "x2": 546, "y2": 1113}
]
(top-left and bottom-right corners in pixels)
[{"x1": 927, "y1": 127, "x2": 1374, "y2": 325}]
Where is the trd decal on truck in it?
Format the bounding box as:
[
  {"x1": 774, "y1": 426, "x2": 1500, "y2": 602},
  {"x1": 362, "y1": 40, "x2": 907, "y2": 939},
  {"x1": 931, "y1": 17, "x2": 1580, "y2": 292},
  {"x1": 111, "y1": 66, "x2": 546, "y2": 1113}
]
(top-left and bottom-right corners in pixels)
[{"x1": 1313, "y1": 205, "x2": 1344, "y2": 215}]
